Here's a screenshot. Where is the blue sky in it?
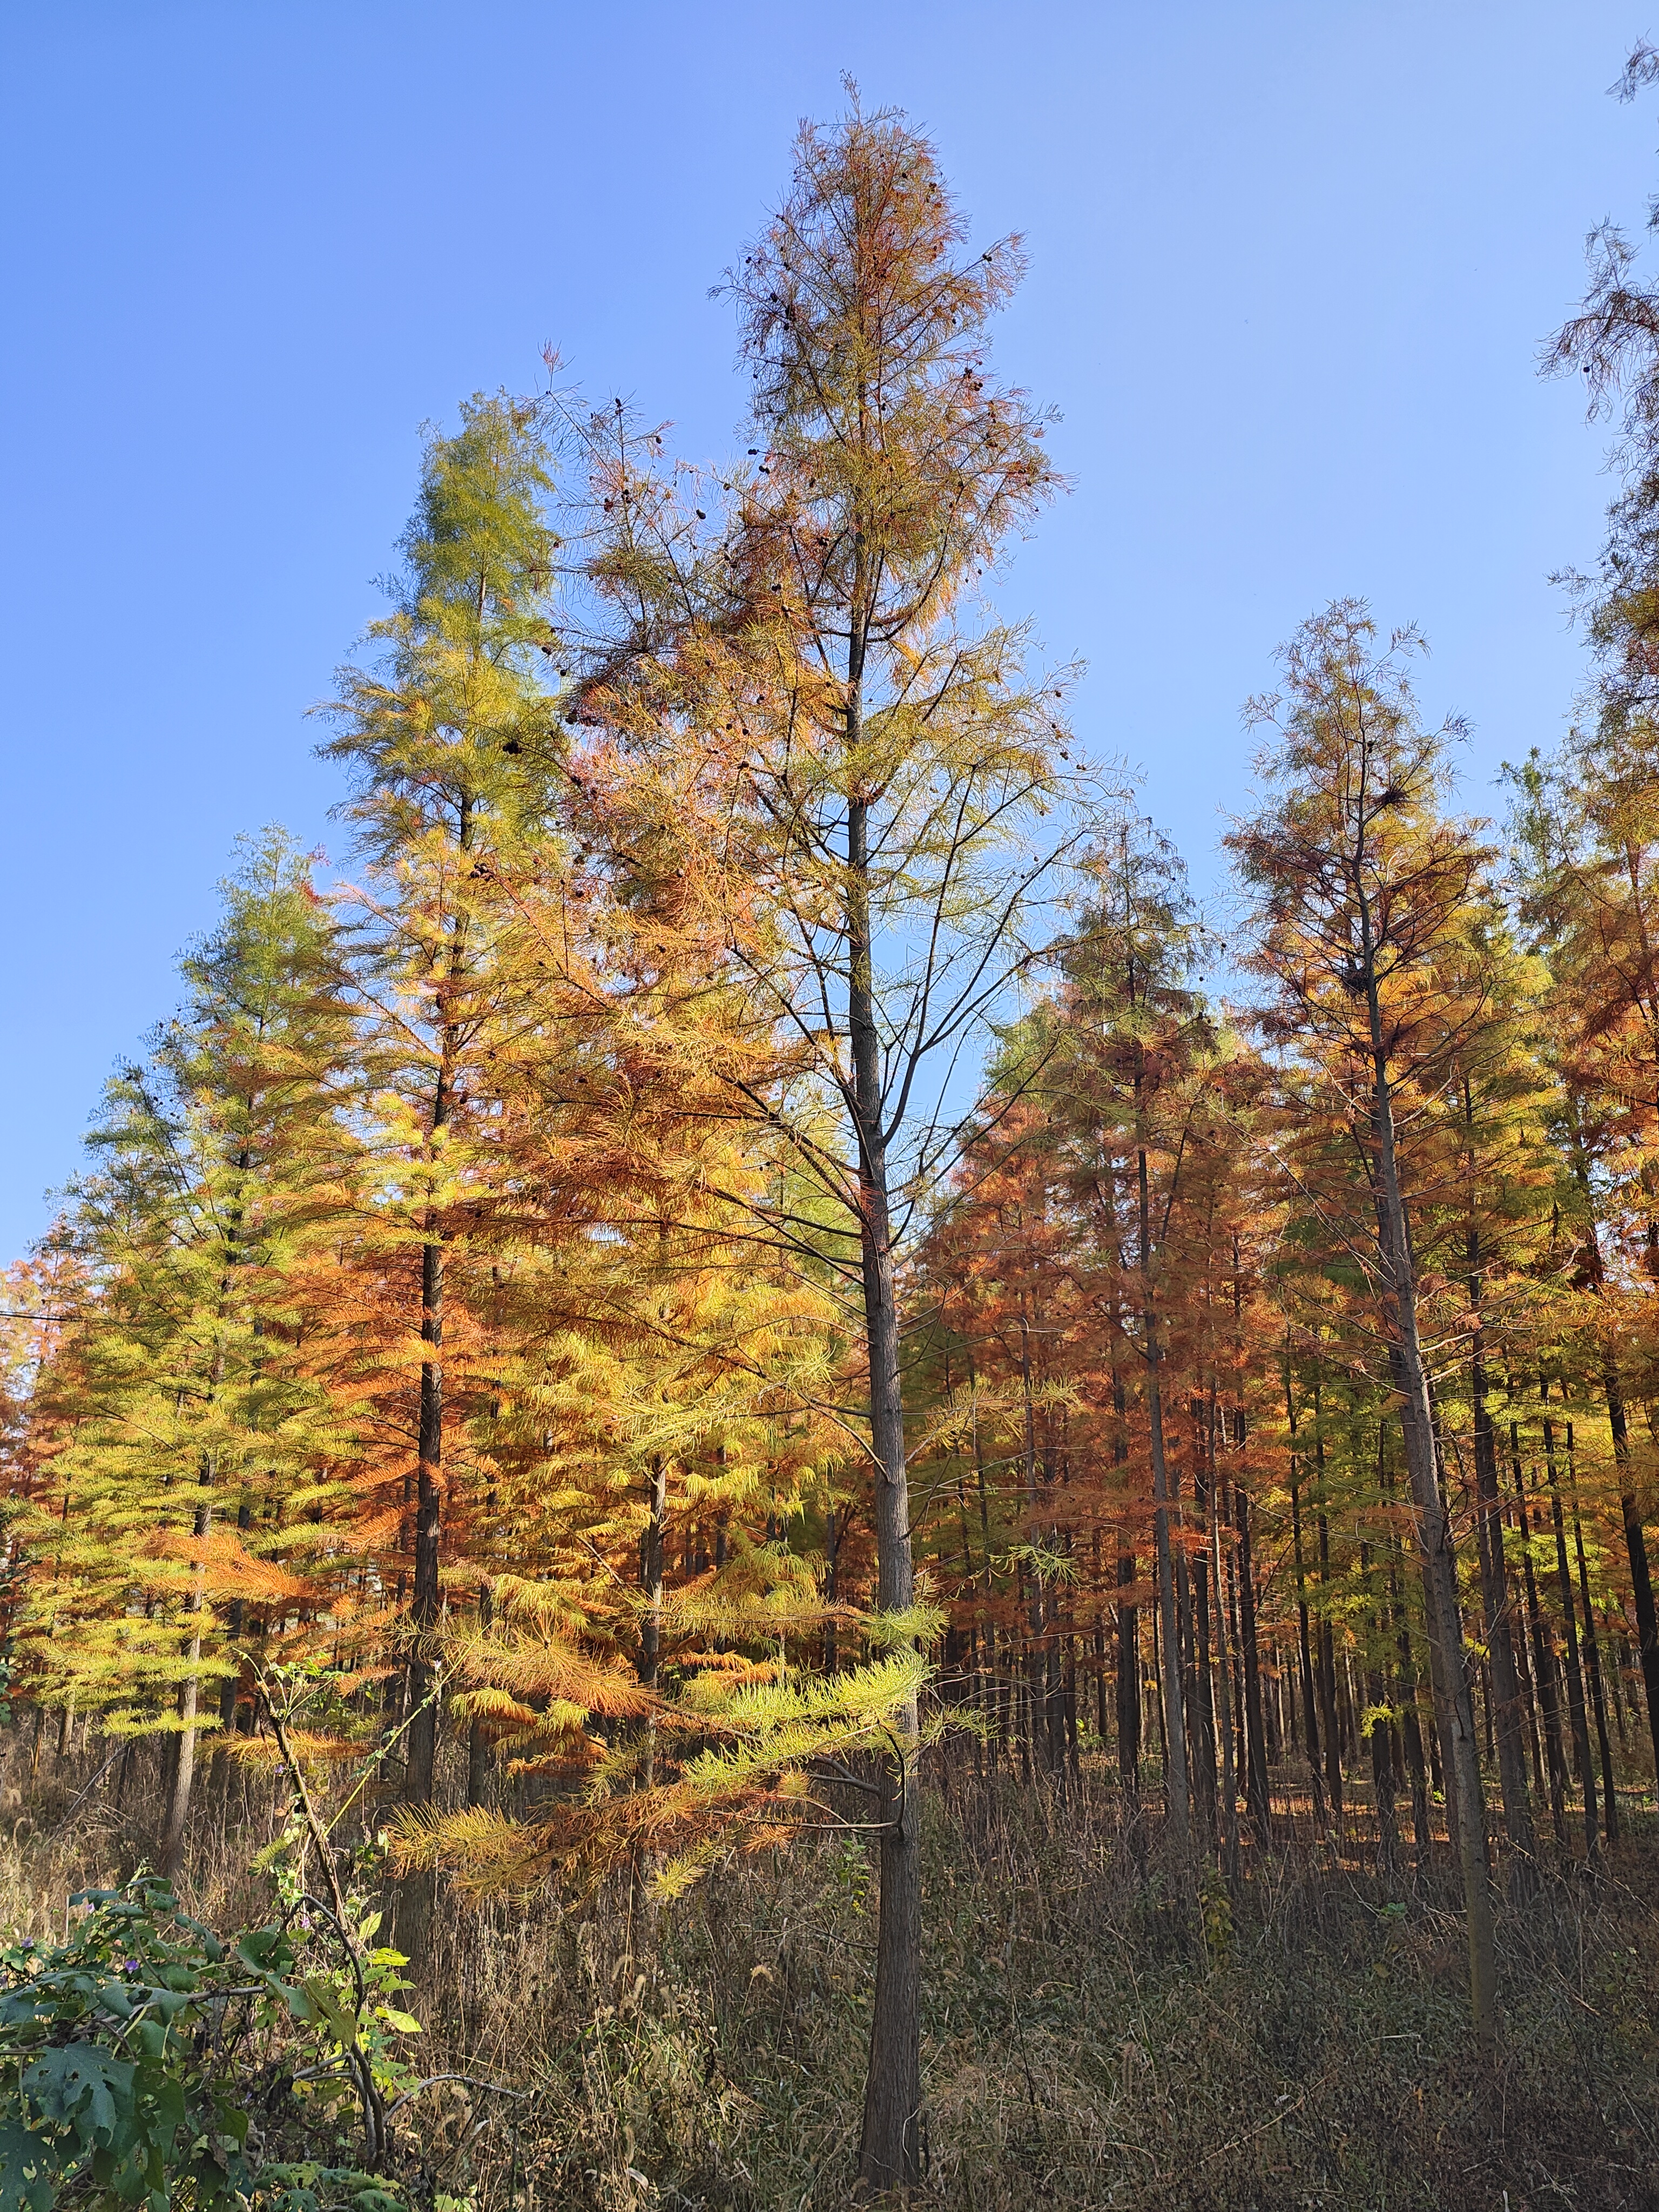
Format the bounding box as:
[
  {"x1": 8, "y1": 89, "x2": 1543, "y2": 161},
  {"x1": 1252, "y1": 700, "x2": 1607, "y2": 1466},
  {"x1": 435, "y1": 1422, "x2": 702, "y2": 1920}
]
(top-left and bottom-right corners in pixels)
[{"x1": 1, "y1": 0, "x2": 1653, "y2": 1257}]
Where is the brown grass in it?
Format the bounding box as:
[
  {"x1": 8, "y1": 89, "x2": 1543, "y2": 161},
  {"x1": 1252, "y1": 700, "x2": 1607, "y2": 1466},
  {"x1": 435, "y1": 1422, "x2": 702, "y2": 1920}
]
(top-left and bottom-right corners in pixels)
[{"x1": 4, "y1": 1731, "x2": 1657, "y2": 2210}]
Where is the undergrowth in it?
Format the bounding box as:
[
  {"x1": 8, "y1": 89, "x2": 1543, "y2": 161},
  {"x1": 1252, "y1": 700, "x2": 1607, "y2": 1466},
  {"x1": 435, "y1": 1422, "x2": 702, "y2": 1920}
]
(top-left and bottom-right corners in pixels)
[{"x1": 3, "y1": 1738, "x2": 1656, "y2": 2209}]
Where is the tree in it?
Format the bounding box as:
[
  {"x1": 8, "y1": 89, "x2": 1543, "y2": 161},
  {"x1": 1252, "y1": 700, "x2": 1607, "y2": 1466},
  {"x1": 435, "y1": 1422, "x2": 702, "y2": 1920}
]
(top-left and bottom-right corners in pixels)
[
  {"x1": 712, "y1": 99, "x2": 1093, "y2": 2190},
  {"x1": 319, "y1": 393, "x2": 563, "y2": 1888},
  {"x1": 1228, "y1": 604, "x2": 1500, "y2": 2046},
  {"x1": 10, "y1": 830, "x2": 355, "y2": 1860},
  {"x1": 569, "y1": 96, "x2": 1094, "y2": 2190},
  {"x1": 1033, "y1": 823, "x2": 1222, "y2": 1881}
]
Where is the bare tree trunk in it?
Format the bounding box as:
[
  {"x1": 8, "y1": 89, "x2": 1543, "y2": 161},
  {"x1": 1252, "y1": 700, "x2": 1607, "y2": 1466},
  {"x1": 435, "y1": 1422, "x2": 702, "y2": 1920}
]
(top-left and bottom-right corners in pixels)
[
  {"x1": 1190, "y1": 1447, "x2": 1219, "y2": 1851},
  {"x1": 1111, "y1": 1357, "x2": 1142, "y2": 1805},
  {"x1": 1567, "y1": 1434, "x2": 1618, "y2": 1843},
  {"x1": 1234, "y1": 1475, "x2": 1271, "y2": 1841},
  {"x1": 405, "y1": 1210, "x2": 446, "y2": 1809},
  {"x1": 1568, "y1": 1127, "x2": 1659, "y2": 1783},
  {"x1": 1116, "y1": 1549, "x2": 1141, "y2": 1792},
  {"x1": 466, "y1": 1580, "x2": 494, "y2": 1810},
  {"x1": 397, "y1": 847, "x2": 473, "y2": 1964},
  {"x1": 1362, "y1": 956, "x2": 1496, "y2": 2044},
  {"x1": 213, "y1": 1496, "x2": 255, "y2": 1771},
  {"x1": 1316, "y1": 1496, "x2": 1344, "y2": 1830},
  {"x1": 1512, "y1": 1424, "x2": 1568, "y2": 1846},
  {"x1": 1469, "y1": 1326, "x2": 1537, "y2": 1894},
  {"x1": 1286, "y1": 1374, "x2": 1327, "y2": 1830},
  {"x1": 1542, "y1": 1398, "x2": 1598, "y2": 1863},
  {"x1": 160, "y1": 1494, "x2": 211, "y2": 1881},
  {"x1": 1205, "y1": 1444, "x2": 1239, "y2": 1881},
  {"x1": 849, "y1": 763, "x2": 923, "y2": 2195},
  {"x1": 1127, "y1": 1098, "x2": 1192, "y2": 1897},
  {"x1": 404, "y1": 813, "x2": 470, "y2": 1837},
  {"x1": 1603, "y1": 1368, "x2": 1659, "y2": 1786},
  {"x1": 1362, "y1": 1541, "x2": 1398, "y2": 1879}
]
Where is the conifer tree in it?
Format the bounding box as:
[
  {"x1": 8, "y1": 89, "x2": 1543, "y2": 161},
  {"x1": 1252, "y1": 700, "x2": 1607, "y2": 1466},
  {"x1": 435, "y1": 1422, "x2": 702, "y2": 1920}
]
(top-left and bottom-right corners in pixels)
[
  {"x1": 319, "y1": 393, "x2": 563, "y2": 1873},
  {"x1": 11, "y1": 831, "x2": 355, "y2": 1857},
  {"x1": 567, "y1": 97, "x2": 1095, "y2": 2189},
  {"x1": 1505, "y1": 745, "x2": 1659, "y2": 1785},
  {"x1": 1229, "y1": 604, "x2": 1501, "y2": 2044},
  {"x1": 1535, "y1": 41, "x2": 1659, "y2": 1779},
  {"x1": 717, "y1": 103, "x2": 1087, "y2": 2187},
  {"x1": 1031, "y1": 823, "x2": 1220, "y2": 1879}
]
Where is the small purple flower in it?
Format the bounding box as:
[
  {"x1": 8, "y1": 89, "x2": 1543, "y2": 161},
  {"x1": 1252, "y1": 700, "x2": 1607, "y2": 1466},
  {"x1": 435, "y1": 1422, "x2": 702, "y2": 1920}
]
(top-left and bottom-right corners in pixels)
[{"x1": 123, "y1": 1959, "x2": 141, "y2": 1974}]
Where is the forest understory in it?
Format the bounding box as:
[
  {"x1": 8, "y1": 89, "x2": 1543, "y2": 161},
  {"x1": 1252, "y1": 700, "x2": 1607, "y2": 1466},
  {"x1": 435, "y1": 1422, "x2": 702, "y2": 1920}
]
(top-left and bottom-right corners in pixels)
[{"x1": 4, "y1": 1730, "x2": 1657, "y2": 2212}]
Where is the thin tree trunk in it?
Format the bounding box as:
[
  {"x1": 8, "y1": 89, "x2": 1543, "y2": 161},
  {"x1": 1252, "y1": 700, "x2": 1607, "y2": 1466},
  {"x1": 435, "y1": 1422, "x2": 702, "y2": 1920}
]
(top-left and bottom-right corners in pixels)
[
  {"x1": 466, "y1": 1580, "x2": 494, "y2": 1810},
  {"x1": 1604, "y1": 1366, "x2": 1659, "y2": 1785},
  {"x1": 1513, "y1": 1423, "x2": 1568, "y2": 1846},
  {"x1": 1286, "y1": 1375, "x2": 1327, "y2": 1829},
  {"x1": 404, "y1": 804, "x2": 470, "y2": 1835},
  {"x1": 1116, "y1": 1547, "x2": 1141, "y2": 1799},
  {"x1": 1388, "y1": 1537, "x2": 1432, "y2": 1874},
  {"x1": 1205, "y1": 1438, "x2": 1239, "y2": 1880},
  {"x1": 1235, "y1": 1475, "x2": 1271, "y2": 1840},
  {"x1": 1469, "y1": 1319, "x2": 1537, "y2": 1892},
  {"x1": 404, "y1": 1212, "x2": 446, "y2": 1810},
  {"x1": 1316, "y1": 1499, "x2": 1344, "y2": 1829},
  {"x1": 1362, "y1": 1540, "x2": 1398, "y2": 1877},
  {"x1": 1543, "y1": 1397, "x2": 1598, "y2": 1861},
  {"x1": 1568, "y1": 1122, "x2": 1659, "y2": 1782},
  {"x1": 1360, "y1": 943, "x2": 1496, "y2": 2044},
  {"x1": 1191, "y1": 1446, "x2": 1219, "y2": 1849},
  {"x1": 160, "y1": 1493, "x2": 211, "y2": 1881},
  {"x1": 1138, "y1": 1128, "x2": 1190, "y2": 1884},
  {"x1": 1568, "y1": 1449, "x2": 1617, "y2": 1845},
  {"x1": 849, "y1": 757, "x2": 924, "y2": 2192}
]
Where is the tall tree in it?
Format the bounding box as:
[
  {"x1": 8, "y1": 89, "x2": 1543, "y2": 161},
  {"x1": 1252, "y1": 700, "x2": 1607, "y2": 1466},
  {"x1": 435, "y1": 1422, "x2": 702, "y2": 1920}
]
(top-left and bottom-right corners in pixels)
[
  {"x1": 1036, "y1": 822, "x2": 1223, "y2": 1881},
  {"x1": 10, "y1": 830, "x2": 354, "y2": 1858},
  {"x1": 1537, "y1": 37, "x2": 1659, "y2": 1778},
  {"x1": 1229, "y1": 604, "x2": 1500, "y2": 2045},
  {"x1": 564, "y1": 96, "x2": 1092, "y2": 2191},
  {"x1": 319, "y1": 393, "x2": 563, "y2": 1885},
  {"x1": 714, "y1": 100, "x2": 1087, "y2": 2191}
]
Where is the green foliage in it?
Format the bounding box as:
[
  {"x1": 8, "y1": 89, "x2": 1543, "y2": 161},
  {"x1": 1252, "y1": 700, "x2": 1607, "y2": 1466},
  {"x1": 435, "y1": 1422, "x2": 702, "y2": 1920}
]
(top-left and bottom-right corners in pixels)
[{"x1": 0, "y1": 1878, "x2": 417, "y2": 2212}]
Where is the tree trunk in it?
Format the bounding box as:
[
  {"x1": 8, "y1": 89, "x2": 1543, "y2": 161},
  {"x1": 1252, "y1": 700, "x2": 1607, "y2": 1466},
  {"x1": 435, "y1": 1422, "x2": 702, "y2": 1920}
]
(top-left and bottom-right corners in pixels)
[
  {"x1": 1116, "y1": 1548, "x2": 1141, "y2": 1798},
  {"x1": 1131, "y1": 1108, "x2": 1192, "y2": 1894},
  {"x1": 1112, "y1": 1360, "x2": 1141, "y2": 1803},
  {"x1": 404, "y1": 1219, "x2": 444, "y2": 1810},
  {"x1": 1390, "y1": 1545, "x2": 1433, "y2": 1874},
  {"x1": 1235, "y1": 1476, "x2": 1271, "y2": 1840},
  {"x1": 1604, "y1": 1368, "x2": 1659, "y2": 1785},
  {"x1": 161, "y1": 1492, "x2": 212, "y2": 1881},
  {"x1": 404, "y1": 813, "x2": 470, "y2": 1837},
  {"x1": 848, "y1": 767, "x2": 924, "y2": 2196},
  {"x1": 1469, "y1": 1328, "x2": 1537, "y2": 1892},
  {"x1": 1542, "y1": 1400, "x2": 1598, "y2": 1862},
  {"x1": 1362, "y1": 959, "x2": 1496, "y2": 2045},
  {"x1": 397, "y1": 1091, "x2": 450, "y2": 1966},
  {"x1": 1285, "y1": 1375, "x2": 1327, "y2": 1829},
  {"x1": 1316, "y1": 1501, "x2": 1344, "y2": 1828},
  {"x1": 1363, "y1": 1543, "x2": 1398, "y2": 1879},
  {"x1": 214, "y1": 1497, "x2": 256, "y2": 1766},
  {"x1": 1569, "y1": 1458, "x2": 1618, "y2": 1844},
  {"x1": 1204, "y1": 1448, "x2": 1239, "y2": 1879},
  {"x1": 1568, "y1": 1125, "x2": 1659, "y2": 1784},
  {"x1": 1512, "y1": 1424, "x2": 1568, "y2": 1846},
  {"x1": 466, "y1": 1580, "x2": 494, "y2": 1810}
]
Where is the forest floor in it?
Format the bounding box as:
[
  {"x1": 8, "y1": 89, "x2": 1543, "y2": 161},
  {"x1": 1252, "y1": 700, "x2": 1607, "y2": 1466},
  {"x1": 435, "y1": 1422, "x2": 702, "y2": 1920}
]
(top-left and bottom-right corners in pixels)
[{"x1": 3, "y1": 1741, "x2": 1658, "y2": 2210}]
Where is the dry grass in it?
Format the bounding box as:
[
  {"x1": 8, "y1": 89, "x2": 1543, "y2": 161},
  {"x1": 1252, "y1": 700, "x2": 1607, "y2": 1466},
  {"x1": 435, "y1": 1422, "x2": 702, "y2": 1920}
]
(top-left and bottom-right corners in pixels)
[{"x1": 4, "y1": 1732, "x2": 1658, "y2": 2210}]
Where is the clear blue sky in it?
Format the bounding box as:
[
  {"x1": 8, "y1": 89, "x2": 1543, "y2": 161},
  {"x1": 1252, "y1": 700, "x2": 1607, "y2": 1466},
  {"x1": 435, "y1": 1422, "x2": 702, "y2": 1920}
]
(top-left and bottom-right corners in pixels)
[{"x1": 1, "y1": 1, "x2": 1651, "y2": 1257}]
